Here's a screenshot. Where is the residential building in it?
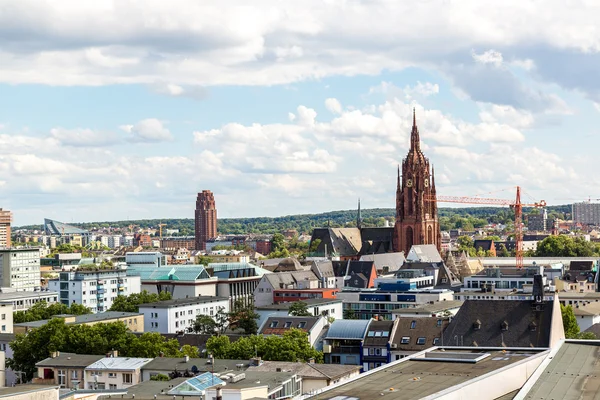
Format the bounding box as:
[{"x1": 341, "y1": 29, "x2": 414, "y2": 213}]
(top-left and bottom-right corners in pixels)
[
  {"x1": 204, "y1": 370, "x2": 302, "y2": 400},
  {"x1": 389, "y1": 316, "x2": 449, "y2": 360},
  {"x1": 209, "y1": 263, "x2": 267, "y2": 308},
  {"x1": 256, "y1": 299, "x2": 344, "y2": 328},
  {"x1": 375, "y1": 269, "x2": 436, "y2": 290},
  {"x1": 0, "y1": 385, "x2": 60, "y2": 400},
  {"x1": 259, "y1": 316, "x2": 328, "y2": 347},
  {"x1": 570, "y1": 301, "x2": 600, "y2": 331},
  {"x1": 310, "y1": 260, "x2": 337, "y2": 288},
  {"x1": 323, "y1": 319, "x2": 371, "y2": 366},
  {"x1": 0, "y1": 248, "x2": 41, "y2": 291},
  {"x1": 209, "y1": 251, "x2": 250, "y2": 264},
  {"x1": 195, "y1": 190, "x2": 217, "y2": 251},
  {"x1": 358, "y1": 252, "x2": 406, "y2": 275},
  {"x1": 126, "y1": 252, "x2": 167, "y2": 268},
  {"x1": 160, "y1": 236, "x2": 195, "y2": 251},
  {"x1": 254, "y1": 239, "x2": 272, "y2": 255},
  {"x1": 573, "y1": 202, "x2": 600, "y2": 225},
  {"x1": 247, "y1": 361, "x2": 361, "y2": 396},
  {"x1": 0, "y1": 290, "x2": 58, "y2": 311},
  {"x1": 138, "y1": 296, "x2": 230, "y2": 334},
  {"x1": 462, "y1": 266, "x2": 551, "y2": 291},
  {"x1": 48, "y1": 268, "x2": 141, "y2": 312},
  {"x1": 254, "y1": 271, "x2": 320, "y2": 307},
  {"x1": 336, "y1": 288, "x2": 455, "y2": 320},
  {"x1": 0, "y1": 302, "x2": 12, "y2": 335},
  {"x1": 394, "y1": 111, "x2": 441, "y2": 254},
  {"x1": 273, "y1": 288, "x2": 339, "y2": 304},
  {"x1": 362, "y1": 320, "x2": 394, "y2": 371},
  {"x1": 473, "y1": 239, "x2": 497, "y2": 256},
  {"x1": 391, "y1": 300, "x2": 463, "y2": 319},
  {"x1": 0, "y1": 209, "x2": 11, "y2": 248},
  {"x1": 35, "y1": 352, "x2": 104, "y2": 389},
  {"x1": 331, "y1": 260, "x2": 378, "y2": 289},
  {"x1": 308, "y1": 347, "x2": 550, "y2": 400},
  {"x1": 528, "y1": 209, "x2": 548, "y2": 231},
  {"x1": 133, "y1": 265, "x2": 218, "y2": 299},
  {"x1": 405, "y1": 244, "x2": 443, "y2": 263},
  {"x1": 0, "y1": 333, "x2": 15, "y2": 386},
  {"x1": 14, "y1": 311, "x2": 143, "y2": 333},
  {"x1": 141, "y1": 357, "x2": 250, "y2": 382},
  {"x1": 559, "y1": 292, "x2": 600, "y2": 307},
  {"x1": 84, "y1": 354, "x2": 152, "y2": 390}
]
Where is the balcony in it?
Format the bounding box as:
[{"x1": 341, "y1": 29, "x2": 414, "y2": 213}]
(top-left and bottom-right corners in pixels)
[{"x1": 330, "y1": 345, "x2": 361, "y2": 354}]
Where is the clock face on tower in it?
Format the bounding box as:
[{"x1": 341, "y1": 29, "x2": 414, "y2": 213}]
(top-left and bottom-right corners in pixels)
[
  {"x1": 406, "y1": 179, "x2": 413, "y2": 187},
  {"x1": 424, "y1": 178, "x2": 429, "y2": 187}
]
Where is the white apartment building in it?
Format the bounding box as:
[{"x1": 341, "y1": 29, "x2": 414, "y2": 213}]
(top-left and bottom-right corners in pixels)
[
  {"x1": 100, "y1": 236, "x2": 110, "y2": 248},
  {"x1": 49, "y1": 269, "x2": 141, "y2": 313},
  {"x1": 0, "y1": 248, "x2": 42, "y2": 291},
  {"x1": 108, "y1": 236, "x2": 122, "y2": 249},
  {"x1": 84, "y1": 355, "x2": 152, "y2": 390},
  {"x1": 0, "y1": 290, "x2": 58, "y2": 311},
  {"x1": 125, "y1": 252, "x2": 167, "y2": 268},
  {"x1": 462, "y1": 266, "x2": 550, "y2": 292},
  {"x1": 138, "y1": 296, "x2": 230, "y2": 334}
]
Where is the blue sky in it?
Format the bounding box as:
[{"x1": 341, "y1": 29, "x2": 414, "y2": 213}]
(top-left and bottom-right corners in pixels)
[{"x1": 0, "y1": 1, "x2": 599, "y2": 226}]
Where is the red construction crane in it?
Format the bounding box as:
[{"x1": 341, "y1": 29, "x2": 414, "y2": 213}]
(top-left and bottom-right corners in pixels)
[{"x1": 426, "y1": 186, "x2": 546, "y2": 268}]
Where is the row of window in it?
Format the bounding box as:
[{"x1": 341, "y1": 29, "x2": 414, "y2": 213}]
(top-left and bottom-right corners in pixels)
[
  {"x1": 269, "y1": 321, "x2": 307, "y2": 329},
  {"x1": 367, "y1": 331, "x2": 390, "y2": 337},
  {"x1": 399, "y1": 336, "x2": 439, "y2": 345}
]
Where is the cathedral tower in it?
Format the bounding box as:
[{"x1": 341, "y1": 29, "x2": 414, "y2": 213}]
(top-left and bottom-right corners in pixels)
[{"x1": 393, "y1": 109, "x2": 441, "y2": 254}]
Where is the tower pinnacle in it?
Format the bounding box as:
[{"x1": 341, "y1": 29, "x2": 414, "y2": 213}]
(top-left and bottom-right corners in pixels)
[{"x1": 410, "y1": 108, "x2": 420, "y2": 152}]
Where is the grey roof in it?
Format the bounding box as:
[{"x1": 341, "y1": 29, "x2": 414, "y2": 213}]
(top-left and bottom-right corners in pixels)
[
  {"x1": 14, "y1": 311, "x2": 142, "y2": 329},
  {"x1": 310, "y1": 228, "x2": 362, "y2": 257},
  {"x1": 97, "y1": 377, "x2": 188, "y2": 400},
  {"x1": 0, "y1": 333, "x2": 16, "y2": 342},
  {"x1": 364, "y1": 320, "x2": 394, "y2": 347},
  {"x1": 325, "y1": 319, "x2": 371, "y2": 340},
  {"x1": 0, "y1": 385, "x2": 60, "y2": 398},
  {"x1": 392, "y1": 300, "x2": 464, "y2": 314},
  {"x1": 359, "y1": 252, "x2": 406, "y2": 273},
  {"x1": 390, "y1": 317, "x2": 449, "y2": 350},
  {"x1": 213, "y1": 370, "x2": 295, "y2": 391},
  {"x1": 311, "y1": 349, "x2": 545, "y2": 400},
  {"x1": 311, "y1": 260, "x2": 335, "y2": 278},
  {"x1": 36, "y1": 353, "x2": 104, "y2": 368},
  {"x1": 44, "y1": 218, "x2": 89, "y2": 235},
  {"x1": 0, "y1": 291, "x2": 58, "y2": 302},
  {"x1": 442, "y1": 299, "x2": 555, "y2": 348},
  {"x1": 142, "y1": 357, "x2": 250, "y2": 373},
  {"x1": 407, "y1": 244, "x2": 443, "y2": 263},
  {"x1": 584, "y1": 323, "x2": 600, "y2": 337},
  {"x1": 247, "y1": 361, "x2": 360, "y2": 380},
  {"x1": 86, "y1": 357, "x2": 153, "y2": 371},
  {"x1": 522, "y1": 342, "x2": 600, "y2": 399},
  {"x1": 263, "y1": 271, "x2": 319, "y2": 289},
  {"x1": 138, "y1": 297, "x2": 229, "y2": 309},
  {"x1": 259, "y1": 316, "x2": 321, "y2": 334},
  {"x1": 256, "y1": 298, "x2": 342, "y2": 310}
]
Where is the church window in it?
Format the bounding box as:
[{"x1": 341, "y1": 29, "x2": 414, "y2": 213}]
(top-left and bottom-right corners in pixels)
[
  {"x1": 406, "y1": 227, "x2": 414, "y2": 251},
  {"x1": 427, "y1": 226, "x2": 433, "y2": 244}
]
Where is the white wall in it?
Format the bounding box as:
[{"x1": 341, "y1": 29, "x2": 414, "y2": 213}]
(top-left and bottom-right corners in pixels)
[
  {"x1": 141, "y1": 281, "x2": 217, "y2": 299},
  {"x1": 576, "y1": 314, "x2": 600, "y2": 332},
  {"x1": 254, "y1": 276, "x2": 275, "y2": 307},
  {"x1": 84, "y1": 369, "x2": 143, "y2": 390},
  {"x1": 140, "y1": 298, "x2": 230, "y2": 334}
]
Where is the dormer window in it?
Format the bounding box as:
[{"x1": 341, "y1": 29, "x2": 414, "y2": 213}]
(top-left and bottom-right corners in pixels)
[
  {"x1": 410, "y1": 321, "x2": 416, "y2": 329},
  {"x1": 501, "y1": 321, "x2": 509, "y2": 331},
  {"x1": 473, "y1": 319, "x2": 482, "y2": 330}
]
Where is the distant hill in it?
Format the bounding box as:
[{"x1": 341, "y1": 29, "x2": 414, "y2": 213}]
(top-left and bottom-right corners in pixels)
[{"x1": 15, "y1": 205, "x2": 571, "y2": 236}]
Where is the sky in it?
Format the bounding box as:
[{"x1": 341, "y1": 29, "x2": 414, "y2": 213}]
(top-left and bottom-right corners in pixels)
[{"x1": 1, "y1": 0, "x2": 599, "y2": 226}]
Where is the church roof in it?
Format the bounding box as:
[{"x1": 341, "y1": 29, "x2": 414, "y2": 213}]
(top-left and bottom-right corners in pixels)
[{"x1": 407, "y1": 245, "x2": 443, "y2": 263}]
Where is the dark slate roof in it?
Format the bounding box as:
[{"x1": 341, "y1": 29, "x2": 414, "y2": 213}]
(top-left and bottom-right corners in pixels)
[
  {"x1": 142, "y1": 357, "x2": 250, "y2": 373},
  {"x1": 391, "y1": 317, "x2": 449, "y2": 351},
  {"x1": 359, "y1": 252, "x2": 405, "y2": 273},
  {"x1": 311, "y1": 260, "x2": 335, "y2": 279},
  {"x1": 36, "y1": 352, "x2": 104, "y2": 368},
  {"x1": 442, "y1": 300, "x2": 554, "y2": 348},
  {"x1": 332, "y1": 261, "x2": 376, "y2": 288},
  {"x1": 473, "y1": 240, "x2": 494, "y2": 251},
  {"x1": 570, "y1": 261, "x2": 594, "y2": 271},
  {"x1": 363, "y1": 320, "x2": 394, "y2": 347},
  {"x1": 584, "y1": 323, "x2": 600, "y2": 338},
  {"x1": 310, "y1": 228, "x2": 362, "y2": 257},
  {"x1": 259, "y1": 316, "x2": 321, "y2": 335}
]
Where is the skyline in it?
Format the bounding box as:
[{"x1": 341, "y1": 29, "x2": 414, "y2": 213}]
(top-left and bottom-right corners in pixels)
[{"x1": 1, "y1": 1, "x2": 599, "y2": 226}]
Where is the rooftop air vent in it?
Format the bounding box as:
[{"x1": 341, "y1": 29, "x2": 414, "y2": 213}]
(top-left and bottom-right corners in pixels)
[
  {"x1": 501, "y1": 321, "x2": 509, "y2": 331},
  {"x1": 473, "y1": 320, "x2": 482, "y2": 330}
]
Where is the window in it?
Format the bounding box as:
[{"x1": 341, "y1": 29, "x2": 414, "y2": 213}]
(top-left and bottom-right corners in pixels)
[
  {"x1": 382, "y1": 331, "x2": 389, "y2": 337},
  {"x1": 123, "y1": 373, "x2": 133, "y2": 384},
  {"x1": 375, "y1": 348, "x2": 381, "y2": 355},
  {"x1": 375, "y1": 331, "x2": 382, "y2": 337},
  {"x1": 368, "y1": 331, "x2": 375, "y2": 337},
  {"x1": 437, "y1": 319, "x2": 442, "y2": 327},
  {"x1": 58, "y1": 370, "x2": 66, "y2": 387},
  {"x1": 401, "y1": 336, "x2": 410, "y2": 344},
  {"x1": 1, "y1": 325, "x2": 5, "y2": 332},
  {"x1": 108, "y1": 372, "x2": 117, "y2": 378},
  {"x1": 298, "y1": 322, "x2": 306, "y2": 328},
  {"x1": 417, "y1": 337, "x2": 426, "y2": 345},
  {"x1": 284, "y1": 322, "x2": 292, "y2": 328},
  {"x1": 269, "y1": 321, "x2": 278, "y2": 328},
  {"x1": 1, "y1": 314, "x2": 5, "y2": 320},
  {"x1": 109, "y1": 384, "x2": 117, "y2": 390},
  {"x1": 71, "y1": 370, "x2": 78, "y2": 380},
  {"x1": 331, "y1": 355, "x2": 341, "y2": 364},
  {"x1": 410, "y1": 321, "x2": 416, "y2": 329},
  {"x1": 433, "y1": 338, "x2": 440, "y2": 345},
  {"x1": 369, "y1": 348, "x2": 375, "y2": 355}
]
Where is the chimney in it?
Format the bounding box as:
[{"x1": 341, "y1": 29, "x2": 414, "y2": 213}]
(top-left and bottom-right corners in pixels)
[
  {"x1": 111, "y1": 350, "x2": 118, "y2": 358},
  {"x1": 308, "y1": 358, "x2": 315, "y2": 364},
  {"x1": 51, "y1": 351, "x2": 59, "y2": 358},
  {"x1": 184, "y1": 355, "x2": 190, "y2": 363}
]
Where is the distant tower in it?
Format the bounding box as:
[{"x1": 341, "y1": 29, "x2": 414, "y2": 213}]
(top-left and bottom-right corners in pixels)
[
  {"x1": 0, "y1": 208, "x2": 12, "y2": 248},
  {"x1": 393, "y1": 109, "x2": 441, "y2": 254},
  {"x1": 195, "y1": 191, "x2": 217, "y2": 251},
  {"x1": 357, "y1": 199, "x2": 362, "y2": 229}
]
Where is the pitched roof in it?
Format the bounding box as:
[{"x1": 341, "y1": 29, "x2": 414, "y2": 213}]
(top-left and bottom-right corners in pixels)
[
  {"x1": 363, "y1": 320, "x2": 394, "y2": 347},
  {"x1": 259, "y1": 316, "x2": 322, "y2": 335},
  {"x1": 142, "y1": 357, "x2": 250, "y2": 373},
  {"x1": 247, "y1": 361, "x2": 360, "y2": 380},
  {"x1": 86, "y1": 357, "x2": 153, "y2": 371},
  {"x1": 311, "y1": 228, "x2": 362, "y2": 257},
  {"x1": 263, "y1": 271, "x2": 319, "y2": 289},
  {"x1": 359, "y1": 252, "x2": 405, "y2": 273},
  {"x1": 406, "y1": 245, "x2": 443, "y2": 263},
  {"x1": 392, "y1": 300, "x2": 464, "y2": 315},
  {"x1": 332, "y1": 261, "x2": 376, "y2": 288},
  {"x1": 391, "y1": 317, "x2": 449, "y2": 350},
  {"x1": 473, "y1": 240, "x2": 495, "y2": 251},
  {"x1": 442, "y1": 299, "x2": 555, "y2": 348},
  {"x1": 36, "y1": 352, "x2": 104, "y2": 368},
  {"x1": 311, "y1": 260, "x2": 335, "y2": 278},
  {"x1": 325, "y1": 319, "x2": 371, "y2": 340}
]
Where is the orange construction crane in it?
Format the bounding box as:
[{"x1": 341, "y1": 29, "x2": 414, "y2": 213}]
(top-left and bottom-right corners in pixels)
[
  {"x1": 426, "y1": 186, "x2": 546, "y2": 268},
  {"x1": 158, "y1": 222, "x2": 167, "y2": 240}
]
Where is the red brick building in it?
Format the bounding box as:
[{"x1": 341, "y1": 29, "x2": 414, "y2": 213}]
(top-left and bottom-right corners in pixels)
[
  {"x1": 195, "y1": 190, "x2": 217, "y2": 251},
  {"x1": 134, "y1": 233, "x2": 152, "y2": 247},
  {"x1": 394, "y1": 110, "x2": 441, "y2": 254},
  {"x1": 256, "y1": 240, "x2": 272, "y2": 255}
]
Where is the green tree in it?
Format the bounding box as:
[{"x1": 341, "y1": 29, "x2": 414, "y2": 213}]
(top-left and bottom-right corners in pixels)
[
  {"x1": 109, "y1": 290, "x2": 172, "y2": 313},
  {"x1": 536, "y1": 235, "x2": 597, "y2": 257},
  {"x1": 13, "y1": 301, "x2": 92, "y2": 323},
  {"x1": 180, "y1": 344, "x2": 200, "y2": 358},
  {"x1": 205, "y1": 335, "x2": 232, "y2": 359},
  {"x1": 308, "y1": 239, "x2": 321, "y2": 253},
  {"x1": 561, "y1": 304, "x2": 580, "y2": 339},
  {"x1": 288, "y1": 301, "x2": 312, "y2": 317},
  {"x1": 214, "y1": 307, "x2": 229, "y2": 334},
  {"x1": 343, "y1": 308, "x2": 357, "y2": 320},
  {"x1": 196, "y1": 255, "x2": 214, "y2": 266},
  {"x1": 456, "y1": 236, "x2": 476, "y2": 256},
  {"x1": 230, "y1": 299, "x2": 260, "y2": 334},
  {"x1": 271, "y1": 233, "x2": 286, "y2": 253},
  {"x1": 497, "y1": 243, "x2": 510, "y2": 257},
  {"x1": 577, "y1": 332, "x2": 597, "y2": 340},
  {"x1": 150, "y1": 374, "x2": 170, "y2": 381},
  {"x1": 192, "y1": 315, "x2": 217, "y2": 334}
]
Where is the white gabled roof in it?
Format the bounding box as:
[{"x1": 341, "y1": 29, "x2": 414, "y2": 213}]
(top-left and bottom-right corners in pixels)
[{"x1": 85, "y1": 357, "x2": 153, "y2": 371}]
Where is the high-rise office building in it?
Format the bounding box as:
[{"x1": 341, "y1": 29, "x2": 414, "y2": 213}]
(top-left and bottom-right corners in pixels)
[
  {"x1": 0, "y1": 209, "x2": 12, "y2": 248},
  {"x1": 573, "y1": 202, "x2": 600, "y2": 226},
  {"x1": 195, "y1": 190, "x2": 217, "y2": 251}
]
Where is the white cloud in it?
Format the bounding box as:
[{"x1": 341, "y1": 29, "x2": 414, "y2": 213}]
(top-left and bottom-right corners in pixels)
[
  {"x1": 594, "y1": 102, "x2": 600, "y2": 112},
  {"x1": 50, "y1": 127, "x2": 119, "y2": 147},
  {"x1": 325, "y1": 98, "x2": 342, "y2": 114},
  {"x1": 123, "y1": 119, "x2": 173, "y2": 143},
  {"x1": 472, "y1": 49, "x2": 504, "y2": 67},
  {"x1": 403, "y1": 82, "x2": 440, "y2": 98}
]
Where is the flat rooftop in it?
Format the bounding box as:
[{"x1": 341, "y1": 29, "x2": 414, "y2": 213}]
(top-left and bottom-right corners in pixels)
[
  {"x1": 522, "y1": 341, "x2": 600, "y2": 399},
  {"x1": 138, "y1": 296, "x2": 229, "y2": 308},
  {"x1": 14, "y1": 311, "x2": 142, "y2": 328},
  {"x1": 311, "y1": 348, "x2": 544, "y2": 400},
  {"x1": 0, "y1": 291, "x2": 58, "y2": 301},
  {"x1": 392, "y1": 300, "x2": 463, "y2": 314}
]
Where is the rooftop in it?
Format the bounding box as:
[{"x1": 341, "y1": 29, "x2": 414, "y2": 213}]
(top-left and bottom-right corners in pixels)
[
  {"x1": 86, "y1": 357, "x2": 153, "y2": 371},
  {"x1": 392, "y1": 300, "x2": 464, "y2": 314},
  {"x1": 247, "y1": 361, "x2": 361, "y2": 380},
  {"x1": 138, "y1": 297, "x2": 229, "y2": 309},
  {"x1": 326, "y1": 319, "x2": 371, "y2": 340},
  {"x1": 0, "y1": 385, "x2": 59, "y2": 398},
  {"x1": 522, "y1": 341, "x2": 600, "y2": 399},
  {"x1": 260, "y1": 316, "x2": 322, "y2": 334},
  {"x1": 256, "y1": 298, "x2": 342, "y2": 310},
  {"x1": 14, "y1": 311, "x2": 142, "y2": 329},
  {"x1": 311, "y1": 348, "x2": 545, "y2": 400},
  {"x1": 142, "y1": 357, "x2": 250, "y2": 373},
  {"x1": 0, "y1": 291, "x2": 58, "y2": 301},
  {"x1": 36, "y1": 352, "x2": 104, "y2": 368}
]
